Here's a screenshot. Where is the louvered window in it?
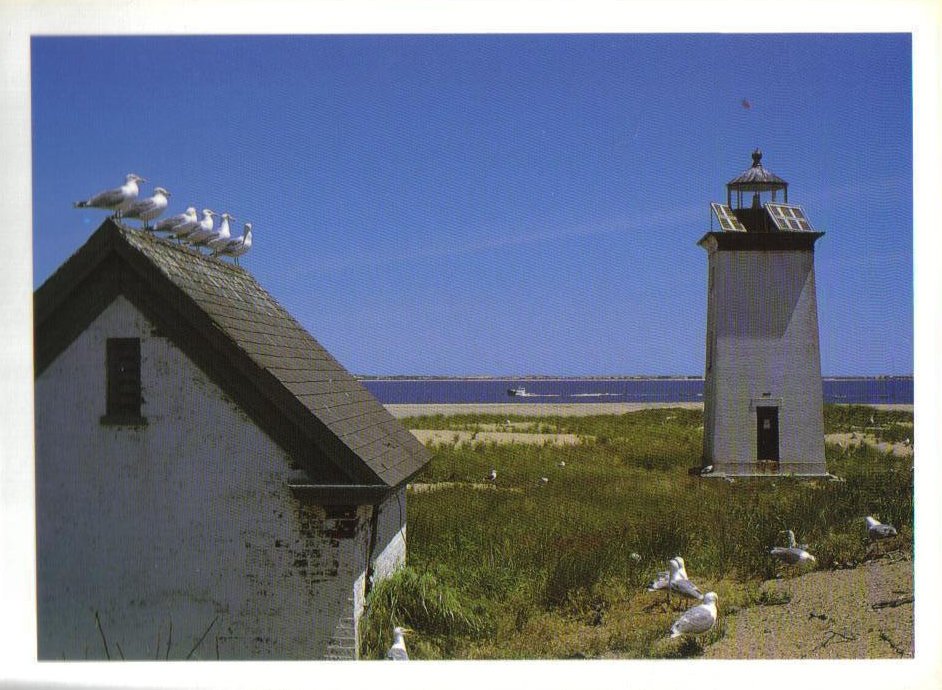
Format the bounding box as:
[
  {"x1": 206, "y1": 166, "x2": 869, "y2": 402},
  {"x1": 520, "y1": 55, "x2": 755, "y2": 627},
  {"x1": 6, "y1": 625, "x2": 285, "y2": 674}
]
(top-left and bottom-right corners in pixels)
[{"x1": 101, "y1": 338, "x2": 146, "y2": 425}]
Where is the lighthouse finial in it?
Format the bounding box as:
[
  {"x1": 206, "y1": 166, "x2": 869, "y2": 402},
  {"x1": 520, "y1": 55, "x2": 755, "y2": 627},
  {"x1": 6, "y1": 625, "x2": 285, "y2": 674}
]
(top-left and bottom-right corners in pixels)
[{"x1": 751, "y1": 148, "x2": 763, "y2": 167}]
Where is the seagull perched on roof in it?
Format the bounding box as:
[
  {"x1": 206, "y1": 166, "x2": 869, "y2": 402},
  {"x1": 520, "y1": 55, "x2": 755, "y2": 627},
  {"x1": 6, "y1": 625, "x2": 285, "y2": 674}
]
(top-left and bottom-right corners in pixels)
[
  {"x1": 670, "y1": 592, "x2": 718, "y2": 638},
  {"x1": 215, "y1": 222, "x2": 253, "y2": 263},
  {"x1": 386, "y1": 626, "x2": 411, "y2": 660},
  {"x1": 123, "y1": 187, "x2": 170, "y2": 229},
  {"x1": 155, "y1": 206, "x2": 199, "y2": 240},
  {"x1": 73, "y1": 173, "x2": 144, "y2": 216},
  {"x1": 865, "y1": 516, "x2": 898, "y2": 540},
  {"x1": 206, "y1": 212, "x2": 235, "y2": 251},
  {"x1": 186, "y1": 209, "x2": 217, "y2": 245}
]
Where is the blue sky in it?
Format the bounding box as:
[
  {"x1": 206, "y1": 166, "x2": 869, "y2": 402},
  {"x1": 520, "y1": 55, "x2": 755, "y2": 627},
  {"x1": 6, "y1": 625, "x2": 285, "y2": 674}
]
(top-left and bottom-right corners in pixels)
[{"x1": 31, "y1": 33, "x2": 913, "y2": 376}]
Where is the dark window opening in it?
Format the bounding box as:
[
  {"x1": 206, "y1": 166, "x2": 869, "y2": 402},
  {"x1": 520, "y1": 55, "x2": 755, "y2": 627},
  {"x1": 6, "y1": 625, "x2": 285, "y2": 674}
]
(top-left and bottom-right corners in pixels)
[
  {"x1": 101, "y1": 337, "x2": 146, "y2": 426},
  {"x1": 756, "y1": 406, "x2": 779, "y2": 462}
]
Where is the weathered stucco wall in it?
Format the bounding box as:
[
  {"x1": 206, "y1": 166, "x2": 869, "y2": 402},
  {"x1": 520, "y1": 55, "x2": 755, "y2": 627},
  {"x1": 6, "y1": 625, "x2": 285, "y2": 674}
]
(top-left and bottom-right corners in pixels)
[
  {"x1": 702, "y1": 248, "x2": 826, "y2": 475},
  {"x1": 35, "y1": 296, "x2": 399, "y2": 659}
]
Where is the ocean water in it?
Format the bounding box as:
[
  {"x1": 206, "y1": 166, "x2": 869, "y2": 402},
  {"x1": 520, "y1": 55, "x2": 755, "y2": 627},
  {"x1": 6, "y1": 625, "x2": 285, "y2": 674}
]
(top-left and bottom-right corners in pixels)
[{"x1": 361, "y1": 377, "x2": 913, "y2": 405}]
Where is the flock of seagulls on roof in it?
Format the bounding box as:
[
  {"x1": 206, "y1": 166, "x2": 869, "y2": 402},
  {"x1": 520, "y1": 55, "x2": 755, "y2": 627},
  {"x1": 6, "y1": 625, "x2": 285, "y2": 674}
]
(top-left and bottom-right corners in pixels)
[{"x1": 73, "y1": 173, "x2": 253, "y2": 264}]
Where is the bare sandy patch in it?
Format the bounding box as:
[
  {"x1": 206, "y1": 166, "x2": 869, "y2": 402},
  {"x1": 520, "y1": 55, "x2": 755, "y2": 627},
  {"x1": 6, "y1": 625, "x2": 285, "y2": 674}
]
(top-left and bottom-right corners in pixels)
[
  {"x1": 408, "y1": 482, "x2": 523, "y2": 494},
  {"x1": 409, "y1": 429, "x2": 582, "y2": 447},
  {"x1": 825, "y1": 432, "x2": 913, "y2": 458},
  {"x1": 704, "y1": 554, "x2": 913, "y2": 658}
]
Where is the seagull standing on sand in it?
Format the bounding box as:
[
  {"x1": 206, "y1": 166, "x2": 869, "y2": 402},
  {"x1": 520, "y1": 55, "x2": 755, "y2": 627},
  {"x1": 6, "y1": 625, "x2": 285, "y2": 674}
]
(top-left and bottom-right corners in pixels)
[
  {"x1": 73, "y1": 173, "x2": 144, "y2": 216},
  {"x1": 865, "y1": 516, "x2": 898, "y2": 540},
  {"x1": 123, "y1": 187, "x2": 171, "y2": 229},
  {"x1": 155, "y1": 206, "x2": 198, "y2": 239},
  {"x1": 386, "y1": 626, "x2": 411, "y2": 660},
  {"x1": 187, "y1": 209, "x2": 217, "y2": 245},
  {"x1": 670, "y1": 592, "x2": 718, "y2": 638},
  {"x1": 206, "y1": 212, "x2": 235, "y2": 251},
  {"x1": 215, "y1": 222, "x2": 253, "y2": 263}
]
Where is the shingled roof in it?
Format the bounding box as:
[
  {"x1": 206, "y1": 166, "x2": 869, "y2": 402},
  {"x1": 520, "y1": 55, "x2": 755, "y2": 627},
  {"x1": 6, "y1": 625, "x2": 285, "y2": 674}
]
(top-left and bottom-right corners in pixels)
[{"x1": 34, "y1": 219, "x2": 431, "y2": 494}]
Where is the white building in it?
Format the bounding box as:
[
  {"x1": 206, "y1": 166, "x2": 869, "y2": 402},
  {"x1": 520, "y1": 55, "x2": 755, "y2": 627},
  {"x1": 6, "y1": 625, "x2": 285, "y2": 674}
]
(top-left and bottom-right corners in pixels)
[
  {"x1": 34, "y1": 219, "x2": 431, "y2": 659},
  {"x1": 699, "y1": 150, "x2": 827, "y2": 477}
]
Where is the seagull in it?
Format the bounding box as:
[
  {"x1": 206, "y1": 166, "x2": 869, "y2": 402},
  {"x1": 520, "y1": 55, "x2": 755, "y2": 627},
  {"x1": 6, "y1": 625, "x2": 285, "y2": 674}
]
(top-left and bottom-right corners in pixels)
[
  {"x1": 673, "y1": 556, "x2": 690, "y2": 581},
  {"x1": 73, "y1": 173, "x2": 144, "y2": 216},
  {"x1": 646, "y1": 558, "x2": 674, "y2": 592},
  {"x1": 538, "y1": 477, "x2": 549, "y2": 486},
  {"x1": 865, "y1": 516, "x2": 898, "y2": 540},
  {"x1": 486, "y1": 468, "x2": 497, "y2": 483},
  {"x1": 215, "y1": 222, "x2": 253, "y2": 264},
  {"x1": 782, "y1": 529, "x2": 809, "y2": 551},
  {"x1": 206, "y1": 212, "x2": 235, "y2": 251},
  {"x1": 630, "y1": 552, "x2": 642, "y2": 562},
  {"x1": 123, "y1": 187, "x2": 170, "y2": 229},
  {"x1": 700, "y1": 465, "x2": 714, "y2": 476},
  {"x1": 155, "y1": 205, "x2": 198, "y2": 238},
  {"x1": 770, "y1": 541, "x2": 816, "y2": 565},
  {"x1": 557, "y1": 461, "x2": 566, "y2": 468},
  {"x1": 670, "y1": 592, "x2": 718, "y2": 638},
  {"x1": 386, "y1": 626, "x2": 411, "y2": 660},
  {"x1": 187, "y1": 209, "x2": 217, "y2": 245},
  {"x1": 668, "y1": 558, "x2": 704, "y2": 600}
]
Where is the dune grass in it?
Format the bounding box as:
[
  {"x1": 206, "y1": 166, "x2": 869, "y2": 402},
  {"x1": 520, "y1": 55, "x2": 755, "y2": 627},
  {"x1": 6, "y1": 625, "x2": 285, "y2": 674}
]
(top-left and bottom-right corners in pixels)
[{"x1": 361, "y1": 405, "x2": 913, "y2": 659}]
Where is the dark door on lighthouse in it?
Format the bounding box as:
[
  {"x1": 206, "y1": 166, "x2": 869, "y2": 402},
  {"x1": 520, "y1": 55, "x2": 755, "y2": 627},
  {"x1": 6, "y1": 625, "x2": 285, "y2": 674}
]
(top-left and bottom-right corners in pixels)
[{"x1": 756, "y1": 407, "x2": 780, "y2": 462}]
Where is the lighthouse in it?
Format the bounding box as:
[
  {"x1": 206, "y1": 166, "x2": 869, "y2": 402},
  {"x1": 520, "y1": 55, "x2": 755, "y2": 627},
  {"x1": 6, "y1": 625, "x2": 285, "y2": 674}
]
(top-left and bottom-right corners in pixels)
[{"x1": 699, "y1": 149, "x2": 827, "y2": 477}]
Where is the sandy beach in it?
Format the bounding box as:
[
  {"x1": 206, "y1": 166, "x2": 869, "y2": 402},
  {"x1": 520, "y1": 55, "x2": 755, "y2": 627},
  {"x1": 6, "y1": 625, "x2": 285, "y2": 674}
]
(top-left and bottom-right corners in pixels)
[{"x1": 384, "y1": 401, "x2": 912, "y2": 418}]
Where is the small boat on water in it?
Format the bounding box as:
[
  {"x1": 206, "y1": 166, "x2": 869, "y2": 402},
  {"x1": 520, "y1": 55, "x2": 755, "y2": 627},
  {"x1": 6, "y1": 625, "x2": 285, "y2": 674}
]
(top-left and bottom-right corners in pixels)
[{"x1": 507, "y1": 387, "x2": 527, "y2": 397}]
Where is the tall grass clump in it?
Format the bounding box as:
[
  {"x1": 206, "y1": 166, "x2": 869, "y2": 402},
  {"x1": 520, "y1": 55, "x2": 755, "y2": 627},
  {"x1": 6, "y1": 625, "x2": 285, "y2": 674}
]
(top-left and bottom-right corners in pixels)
[{"x1": 359, "y1": 565, "x2": 484, "y2": 659}]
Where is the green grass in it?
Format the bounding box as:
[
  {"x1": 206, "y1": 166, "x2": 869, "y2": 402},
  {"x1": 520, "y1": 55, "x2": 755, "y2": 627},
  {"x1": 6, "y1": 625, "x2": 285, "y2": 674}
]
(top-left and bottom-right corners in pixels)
[{"x1": 360, "y1": 405, "x2": 913, "y2": 659}]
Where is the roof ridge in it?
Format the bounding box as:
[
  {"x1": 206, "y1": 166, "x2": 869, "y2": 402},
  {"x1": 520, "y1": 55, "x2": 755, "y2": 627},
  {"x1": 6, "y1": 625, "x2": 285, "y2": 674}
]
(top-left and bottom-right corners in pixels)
[{"x1": 41, "y1": 219, "x2": 431, "y2": 489}]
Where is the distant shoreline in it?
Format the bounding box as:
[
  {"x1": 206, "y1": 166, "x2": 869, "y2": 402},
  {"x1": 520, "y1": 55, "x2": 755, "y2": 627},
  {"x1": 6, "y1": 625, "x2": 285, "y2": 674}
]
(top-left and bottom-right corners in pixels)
[
  {"x1": 384, "y1": 402, "x2": 913, "y2": 418},
  {"x1": 361, "y1": 375, "x2": 913, "y2": 382}
]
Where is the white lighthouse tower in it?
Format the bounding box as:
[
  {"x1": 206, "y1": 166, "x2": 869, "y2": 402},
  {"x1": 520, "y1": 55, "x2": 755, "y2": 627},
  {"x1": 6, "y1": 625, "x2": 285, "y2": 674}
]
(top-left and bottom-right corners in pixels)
[{"x1": 699, "y1": 149, "x2": 827, "y2": 477}]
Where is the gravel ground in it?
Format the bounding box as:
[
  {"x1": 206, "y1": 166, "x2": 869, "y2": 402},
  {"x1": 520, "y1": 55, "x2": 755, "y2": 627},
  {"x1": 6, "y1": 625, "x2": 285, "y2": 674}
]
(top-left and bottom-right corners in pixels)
[{"x1": 704, "y1": 553, "x2": 913, "y2": 659}]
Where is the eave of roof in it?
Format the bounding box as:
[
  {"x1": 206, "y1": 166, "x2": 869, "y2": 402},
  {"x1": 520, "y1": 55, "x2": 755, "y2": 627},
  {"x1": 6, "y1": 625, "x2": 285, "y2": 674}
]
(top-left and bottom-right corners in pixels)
[{"x1": 34, "y1": 220, "x2": 431, "y2": 490}]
